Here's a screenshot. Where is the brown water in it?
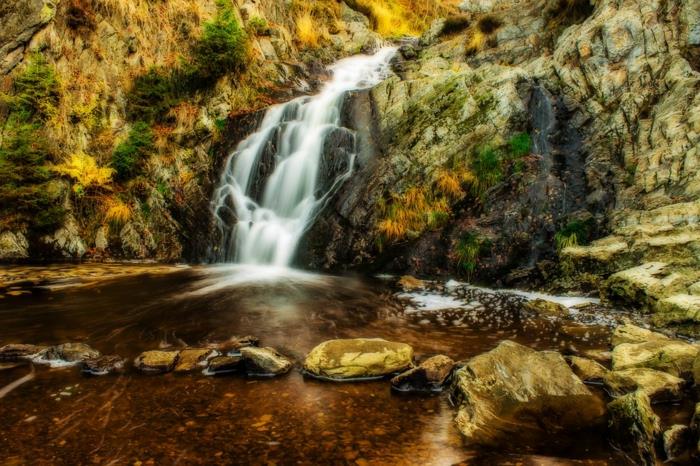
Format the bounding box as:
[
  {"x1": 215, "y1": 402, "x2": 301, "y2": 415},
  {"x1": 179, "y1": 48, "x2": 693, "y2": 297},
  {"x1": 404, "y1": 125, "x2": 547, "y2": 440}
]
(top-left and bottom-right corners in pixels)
[{"x1": 0, "y1": 265, "x2": 638, "y2": 465}]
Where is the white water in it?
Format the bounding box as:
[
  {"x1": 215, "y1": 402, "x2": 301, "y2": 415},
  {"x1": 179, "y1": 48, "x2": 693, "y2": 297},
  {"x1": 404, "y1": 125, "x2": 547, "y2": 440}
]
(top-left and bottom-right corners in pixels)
[{"x1": 212, "y1": 48, "x2": 396, "y2": 265}]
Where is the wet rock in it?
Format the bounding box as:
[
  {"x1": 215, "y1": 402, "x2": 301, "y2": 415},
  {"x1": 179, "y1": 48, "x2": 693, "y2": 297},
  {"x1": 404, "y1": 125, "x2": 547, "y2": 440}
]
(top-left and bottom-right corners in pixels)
[
  {"x1": 241, "y1": 347, "x2": 292, "y2": 376},
  {"x1": 0, "y1": 231, "x2": 29, "y2": 260},
  {"x1": 566, "y1": 356, "x2": 608, "y2": 383},
  {"x1": 391, "y1": 355, "x2": 454, "y2": 392},
  {"x1": 524, "y1": 299, "x2": 569, "y2": 319},
  {"x1": 303, "y1": 338, "x2": 414, "y2": 380},
  {"x1": 0, "y1": 344, "x2": 47, "y2": 361},
  {"x1": 134, "y1": 350, "x2": 179, "y2": 374},
  {"x1": 204, "y1": 355, "x2": 242, "y2": 376},
  {"x1": 174, "y1": 348, "x2": 217, "y2": 372},
  {"x1": 451, "y1": 341, "x2": 605, "y2": 446},
  {"x1": 41, "y1": 343, "x2": 101, "y2": 364},
  {"x1": 611, "y1": 323, "x2": 670, "y2": 346},
  {"x1": 607, "y1": 390, "x2": 660, "y2": 466},
  {"x1": 694, "y1": 353, "x2": 700, "y2": 386},
  {"x1": 612, "y1": 340, "x2": 699, "y2": 378},
  {"x1": 581, "y1": 348, "x2": 612, "y2": 364},
  {"x1": 663, "y1": 424, "x2": 693, "y2": 463},
  {"x1": 398, "y1": 276, "x2": 425, "y2": 291},
  {"x1": 208, "y1": 335, "x2": 259, "y2": 354},
  {"x1": 654, "y1": 294, "x2": 700, "y2": 327},
  {"x1": 81, "y1": 355, "x2": 126, "y2": 376},
  {"x1": 604, "y1": 368, "x2": 685, "y2": 403}
]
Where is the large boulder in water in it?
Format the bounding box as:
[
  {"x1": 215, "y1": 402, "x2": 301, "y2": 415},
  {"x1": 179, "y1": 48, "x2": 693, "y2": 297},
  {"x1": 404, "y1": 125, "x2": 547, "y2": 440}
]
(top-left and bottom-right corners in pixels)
[
  {"x1": 451, "y1": 340, "x2": 605, "y2": 446},
  {"x1": 303, "y1": 338, "x2": 414, "y2": 380}
]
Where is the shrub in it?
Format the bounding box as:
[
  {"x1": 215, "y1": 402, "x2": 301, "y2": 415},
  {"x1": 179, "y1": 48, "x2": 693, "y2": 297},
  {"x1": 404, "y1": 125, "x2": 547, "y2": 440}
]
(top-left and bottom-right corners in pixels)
[
  {"x1": 103, "y1": 196, "x2": 132, "y2": 226},
  {"x1": 470, "y1": 146, "x2": 502, "y2": 198},
  {"x1": 508, "y1": 132, "x2": 532, "y2": 158},
  {"x1": 555, "y1": 219, "x2": 594, "y2": 251},
  {"x1": 3, "y1": 53, "x2": 60, "y2": 121},
  {"x1": 193, "y1": 0, "x2": 247, "y2": 79},
  {"x1": 296, "y1": 10, "x2": 322, "y2": 48},
  {"x1": 126, "y1": 67, "x2": 183, "y2": 123},
  {"x1": 454, "y1": 231, "x2": 489, "y2": 277},
  {"x1": 52, "y1": 152, "x2": 114, "y2": 194},
  {"x1": 112, "y1": 122, "x2": 154, "y2": 181}
]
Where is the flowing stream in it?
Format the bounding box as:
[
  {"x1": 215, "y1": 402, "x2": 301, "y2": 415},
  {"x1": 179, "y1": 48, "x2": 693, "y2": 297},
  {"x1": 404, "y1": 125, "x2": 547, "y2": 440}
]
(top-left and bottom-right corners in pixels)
[{"x1": 211, "y1": 48, "x2": 396, "y2": 265}]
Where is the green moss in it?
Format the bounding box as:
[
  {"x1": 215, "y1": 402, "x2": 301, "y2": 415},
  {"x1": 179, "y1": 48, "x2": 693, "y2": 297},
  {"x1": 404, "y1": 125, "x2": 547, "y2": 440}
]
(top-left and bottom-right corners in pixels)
[
  {"x1": 112, "y1": 121, "x2": 155, "y2": 181},
  {"x1": 0, "y1": 54, "x2": 64, "y2": 232}
]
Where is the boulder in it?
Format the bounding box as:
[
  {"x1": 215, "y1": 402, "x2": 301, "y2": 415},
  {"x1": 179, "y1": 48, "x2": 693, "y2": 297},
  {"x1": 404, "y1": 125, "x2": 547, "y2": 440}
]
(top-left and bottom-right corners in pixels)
[
  {"x1": 524, "y1": 299, "x2": 569, "y2": 319},
  {"x1": 204, "y1": 355, "x2": 242, "y2": 376},
  {"x1": 611, "y1": 340, "x2": 699, "y2": 378},
  {"x1": 451, "y1": 341, "x2": 605, "y2": 446},
  {"x1": 0, "y1": 344, "x2": 47, "y2": 361},
  {"x1": 174, "y1": 348, "x2": 217, "y2": 372},
  {"x1": 303, "y1": 338, "x2": 414, "y2": 380},
  {"x1": 81, "y1": 355, "x2": 126, "y2": 376},
  {"x1": 654, "y1": 294, "x2": 700, "y2": 326},
  {"x1": 581, "y1": 348, "x2": 612, "y2": 364},
  {"x1": 611, "y1": 323, "x2": 669, "y2": 346},
  {"x1": 0, "y1": 231, "x2": 29, "y2": 260},
  {"x1": 40, "y1": 343, "x2": 101, "y2": 364},
  {"x1": 607, "y1": 390, "x2": 660, "y2": 466},
  {"x1": 663, "y1": 424, "x2": 693, "y2": 463},
  {"x1": 240, "y1": 347, "x2": 292, "y2": 376},
  {"x1": 603, "y1": 368, "x2": 685, "y2": 403},
  {"x1": 391, "y1": 354, "x2": 454, "y2": 392},
  {"x1": 134, "y1": 350, "x2": 179, "y2": 374},
  {"x1": 566, "y1": 356, "x2": 608, "y2": 383},
  {"x1": 398, "y1": 275, "x2": 425, "y2": 291}
]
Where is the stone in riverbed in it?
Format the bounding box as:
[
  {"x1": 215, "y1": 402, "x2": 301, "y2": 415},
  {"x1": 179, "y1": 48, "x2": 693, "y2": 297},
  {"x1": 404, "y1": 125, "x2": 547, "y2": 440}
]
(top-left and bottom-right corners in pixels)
[
  {"x1": 603, "y1": 368, "x2": 685, "y2": 403},
  {"x1": 566, "y1": 356, "x2": 608, "y2": 383},
  {"x1": 611, "y1": 339, "x2": 699, "y2": 378},
  {"x1": 611, "y1": 323, "x2": 669, "y2": 346},
  {"x1": 0, "y1": 344, "x2": 47, "y2": 361},
  {"x1": 391, "y1": 355, "x2": 454, "y2": 392},
  {"x1": 204, "y1": 355, "x2": 242, "y2": 376},
  {"x1": 134, "y1": 350, "x2": 179, "y2": 374},
  {"x1": 663, "y1": 424, "x2": 693, "y2": 463},
  {"x1": 451, "y1": 341, "x2": 605, "y2": 446},
  {"x1": 607, "y1": 390, "x2": 660, "y2": 466},
  {"x1": 174, "y1": 348, "x2": 217, "y2": 372},
  {"x1": 524, "y1": 299, "x2": 569, "y2": 319},
  {"x1": 303, "y1": 338, "x2": 414, "y2": 380},
  {"x1": 81, "y1": 355, "x2": 126, "y2": 376},
  {"x1": 241, "y1": 347, "x2": 292, "y2": 376},
  {"x1": 208, "y1": 335, "x2": 259, "y2": 354},
  {"x1": 398, "y1": 275, "x2": 424, "y2": 291},
  {"x1": 40, "y1": 343, "x2": 101, "y2": 364}
]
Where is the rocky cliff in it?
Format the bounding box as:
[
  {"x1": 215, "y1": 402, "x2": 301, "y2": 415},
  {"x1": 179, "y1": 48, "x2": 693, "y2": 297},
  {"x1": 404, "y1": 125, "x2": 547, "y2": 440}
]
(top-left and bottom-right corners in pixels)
[{"x1": 299, "y1": 0, "x2": 700, "y2": 331}]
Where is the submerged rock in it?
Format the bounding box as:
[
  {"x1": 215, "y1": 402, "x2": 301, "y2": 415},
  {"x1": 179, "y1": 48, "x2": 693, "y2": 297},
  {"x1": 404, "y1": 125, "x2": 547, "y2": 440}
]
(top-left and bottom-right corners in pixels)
[
  {"x1": 303, "y1": 338, "x2": 413, "y2": 380},
  {"x1": 398, "y1": 275, "x2": 425, "y2": 291},
  {"x1": 391, "y1": 355, "x2": 454, "y2": 392},
  {"x1": 611, "y1": 339, "x2": 699, "y2": 378},
  {"x1": 40, "y1": 343, "x2": 101, "y2": 364},
  {"x1": 524, "y1": 299, "x2": 569, "y2": 319},
  {"x1": 81, "y1": 355, "x2": 126, "y2": 376},
  {"x1": 566, "y1": 356, "x2": 608, "y2": 383},
  {"x1": 607, "y1": 390, "x2": 660, "y2": 466},
  {"x1": 663, "y1": 424, "x2": 693, "y2": 463},
  {"x1": 134, "y1": 350, "x2": 179, "y2": 374},
  {"x1": 604, "y1": 368, "x2": 685, "y2": 403},
  {"x1": 0, "y1": 344, "x2": 47, "y2": 361},
  {"x1": 240, "y1": 347, "x2": 292, "y2": 376},
  {"x1": 204, "y1": 355, "x2": 242, "y2": 376},
  {"x1": 611, "y1": 323, "x2": 670, "y2": 346},
  {"x1": 451, "y1": 341, "x2": 605, "y2": 446},
  {"x1": 174, "y1": 348, "x2": 217, "y2": 372}
]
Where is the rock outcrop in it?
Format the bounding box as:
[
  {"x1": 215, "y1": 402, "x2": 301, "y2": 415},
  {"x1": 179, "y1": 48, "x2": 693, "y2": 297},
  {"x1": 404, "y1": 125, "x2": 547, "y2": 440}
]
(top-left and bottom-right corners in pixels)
[{"x1": 451, "y1": 340, "x2": 605, "y2": 446}]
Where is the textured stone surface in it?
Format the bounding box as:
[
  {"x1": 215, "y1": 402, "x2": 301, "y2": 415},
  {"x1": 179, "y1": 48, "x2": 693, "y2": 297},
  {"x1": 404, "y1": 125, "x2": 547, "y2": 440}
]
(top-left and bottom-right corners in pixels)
[
  {"x1": 612, "y1": 340, "x2": 699, "y2": 378},
  {"x1": 451, "y1": 341, "x2": 604, "y2": 446},
  {"x1": 0, "y1": 231, "x2": 29, "y2": 260},
  {"x1": 174, "y1": 348, "x2": 217, "y2": 372},
  {"x1": 240, "y1": 346, "x2": 292, "y2": 376},
  {"x1": 391, "y1": 354, "x2": 454, "y2": 392},
  {"x1": 134, "y1": 350, "x2": 179, "y2": 374},
  {"x1": 603, "y1": 368, "x2": 685, "y2": 403},
  {"x1": 41, "y1": 343, "x2": 100, "y2": 363},
  {"x1": 0, "y1": 0, "x2": 56, "y2": 74},
  {"x1": 304, "y1": 339, "x2": 414, "y2": 380},
  {"x1": 612, "y1": 323, "x2": 669, "y2": 346},
  {"x1": 607, "y1": 390, "x2": 660, "y2": 466},
  {"x1": 566, "y1": 356, "x2": 608, "y2": 383}
]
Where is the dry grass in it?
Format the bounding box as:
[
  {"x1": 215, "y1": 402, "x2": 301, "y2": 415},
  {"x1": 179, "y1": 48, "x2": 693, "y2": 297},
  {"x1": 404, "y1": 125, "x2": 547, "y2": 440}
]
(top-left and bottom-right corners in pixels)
[
  {"x1": 377, "y1": 185, "x2": 453, "y2": 242},
  {"x1": 295, "y1": 10, "x2": 325, "y2": 48},
  {"x1": 103, "y1": 197, "x2": 132, "y2": 225},
  {"x1": 354, "y1": 0, "x2": 460, "y2": 37},
  {"x1": 434, "y1": 170, "x2": 465, "y2": 200}
]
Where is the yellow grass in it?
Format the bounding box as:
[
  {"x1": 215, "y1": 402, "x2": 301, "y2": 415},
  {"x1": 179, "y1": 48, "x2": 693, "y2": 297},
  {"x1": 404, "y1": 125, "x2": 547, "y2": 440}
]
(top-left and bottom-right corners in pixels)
[
  {"x1": 295, "y1": 10, "x2": 323, "y2": 48},
  {"x1": 434, "y1": 170, "x2": 464, "y2": 200},
  {"x1": 103, "y1": 197, "x2": 132, "y2": 225}
]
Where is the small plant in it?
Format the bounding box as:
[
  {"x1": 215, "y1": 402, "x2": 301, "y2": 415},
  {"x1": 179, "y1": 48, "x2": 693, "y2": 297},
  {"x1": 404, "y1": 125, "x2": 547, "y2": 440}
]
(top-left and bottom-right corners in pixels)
[
  {"x1": 434, "y1": 169, "x2": 465, "y2": 200},
  {"x1": 454, "y1": 231, "x2": 489, "y2": 277},
  {"x1": 103, "y1": 197, "x2": 132, "y2": 226},
  {"x1": 470, "y1": 146, "x2": 502, "y2": 198},
  {"x1": 555, "y1": 219, "x2": 594, "y2": 251},
  {"x1": 248, "y1": 16, "x2": 269, "y2": 35},
  {"x1": 508, "y1": 132, "x2": 532, "y2": 158},
  {"x1": 296, "y1": 10, "x2": 322, "y2": 48},
  {"x1": 112, "y1": 122, "x2": 155, "y2": 181}
]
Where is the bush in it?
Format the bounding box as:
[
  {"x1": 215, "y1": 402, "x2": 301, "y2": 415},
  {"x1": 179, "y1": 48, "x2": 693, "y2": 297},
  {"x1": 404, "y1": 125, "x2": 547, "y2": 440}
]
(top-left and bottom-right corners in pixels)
[
  {"x1": 455, "y1": 232, "x2": 490, "y2": 277},
  {"x1": 555, "y1": 218, "x2": 594, "y2": 251},
  {"x1": 0, "y1": 54, "x2": 65, "y2": 232},
  {"x1": 126, "y1": 68, "x2": 184, "y2": 123},
  {"x1": 193, "y1": 0, "x2": 247, "y2": 80},
  {"x1": 508, "y1": 132, "x2": 531, "y2": 158},
  {"x1": 112, "y1": 122, "x2": 154, "y2": 181},
  {"x1": 470, "y1": 146, "x2": 502, "y2": 198}
]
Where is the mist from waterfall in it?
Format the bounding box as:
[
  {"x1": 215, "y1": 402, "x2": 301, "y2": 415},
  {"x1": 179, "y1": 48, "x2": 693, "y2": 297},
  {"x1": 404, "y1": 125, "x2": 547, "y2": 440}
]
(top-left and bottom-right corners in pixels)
[{"x1": 211, "y1": 47, "x2": 396, "y2": 265}]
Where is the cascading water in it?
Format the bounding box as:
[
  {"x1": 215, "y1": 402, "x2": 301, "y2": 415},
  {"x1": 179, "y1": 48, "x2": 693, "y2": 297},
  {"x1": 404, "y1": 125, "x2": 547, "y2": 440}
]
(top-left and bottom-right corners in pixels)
[{"x1": 211, "y1": 47, "x2": 396, "y2": 265}]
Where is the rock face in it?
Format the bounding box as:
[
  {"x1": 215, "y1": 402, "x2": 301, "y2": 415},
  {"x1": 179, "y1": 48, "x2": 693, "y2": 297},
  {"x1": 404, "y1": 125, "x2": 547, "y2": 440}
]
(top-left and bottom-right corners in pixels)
[
  {"x1": 0, "y1": 232, "x2": 29, "y2": 260},
  {"x1": 240, "y1": 347, "x2": 292, "y2": 376},
  {"x1": 391, "y1": 355, "x2": 455, "y2": 392},
  {"x1": 524, "y1": 299, "x2": 569, "y2": 319},
  {"x1": 0, "y1": 0, "x2": 56, "y2": 74},
  {"x1": 607, "y1": 390, "x2": 661, "y2": 466},
  {"x1": 134, "y1": 350, "x2": 179, "y2": 374},
  {"x1": 451, "y1": 341, "x2": 605, "y2": 446},
  {"x1": 611, "y1": 340, "x2": 700, "y2": 378},
  {"x1": 303, "y1": 339, "x2": 414, "y2": 380}
]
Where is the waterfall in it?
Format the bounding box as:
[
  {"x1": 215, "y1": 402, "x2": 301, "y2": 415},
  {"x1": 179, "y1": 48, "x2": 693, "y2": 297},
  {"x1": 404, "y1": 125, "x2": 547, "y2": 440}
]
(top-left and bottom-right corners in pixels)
[{"x1": 211, "y1": 47, "x2": 396, "y2": 265}]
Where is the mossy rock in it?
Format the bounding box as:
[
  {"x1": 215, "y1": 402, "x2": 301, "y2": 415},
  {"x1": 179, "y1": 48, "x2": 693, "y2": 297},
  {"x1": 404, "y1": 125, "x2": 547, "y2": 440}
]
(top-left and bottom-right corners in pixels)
[{"x1": 607, "y1": 390, "x2": 660, "y2": 466}]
